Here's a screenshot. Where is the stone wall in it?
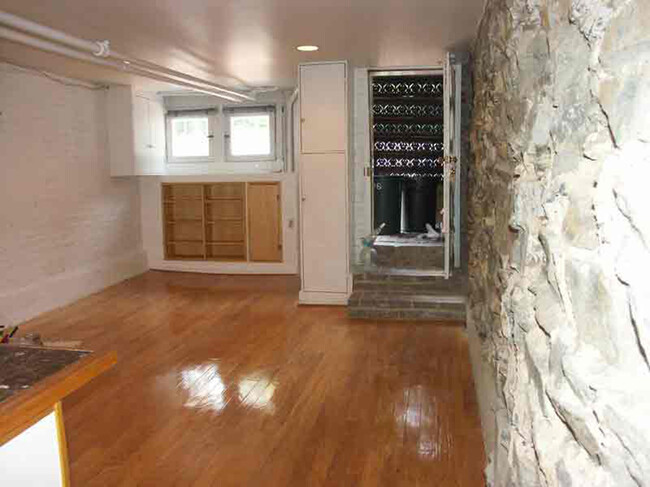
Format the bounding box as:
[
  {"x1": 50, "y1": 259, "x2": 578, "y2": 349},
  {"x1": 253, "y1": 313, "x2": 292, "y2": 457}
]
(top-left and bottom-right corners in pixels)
[{"x1": 467, "y1": 0, "x2": 650, "y2": 485}]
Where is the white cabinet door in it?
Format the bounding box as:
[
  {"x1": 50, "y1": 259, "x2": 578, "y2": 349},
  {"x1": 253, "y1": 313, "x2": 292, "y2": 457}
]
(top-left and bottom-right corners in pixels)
[
  {"x1": 133, "y1": 95, "x2": 166, "y2": 175},
  {"x1": 107, "y1": 85, "x2": 136, "y2": 176},
  {"x1": 0, "y1": 412, "x2": 64, "y2": 487},
  {"x1": 299, "y1": 63, "x2": 346, "y2": 154},
  {"x1": 149, "y1": 97, "x2": 167, "y2": 168},
  {"x1": 300, "y1": 153, "x2": 348, "y2": 293},
  {"x1": 132, "y1": 94, "x2": 150, "y2": 172},
  {"x1": 107, "y1": 86, "x2": 166, "y2": 176}
]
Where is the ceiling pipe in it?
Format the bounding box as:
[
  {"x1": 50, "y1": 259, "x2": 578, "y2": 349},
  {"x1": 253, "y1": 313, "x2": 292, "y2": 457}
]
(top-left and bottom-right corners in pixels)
[
  {"x1": 109, "y1": 55, "x2": 255, "y2": 101},
  {"x1": 0, "y1": 26, "x2": 118, "y2": 69},
  {"x1": 0, "y1": 10, "x2": 108, "y2": 56},
  {"x1": 0, "y1": 26, "x2": 243, "y2": 102},
  {"x1": 125, "y1": 66, "x2": 243, "y2": 102},
  {"x1": 0, "y1": 10, "x2": 253, "y2": 101}
]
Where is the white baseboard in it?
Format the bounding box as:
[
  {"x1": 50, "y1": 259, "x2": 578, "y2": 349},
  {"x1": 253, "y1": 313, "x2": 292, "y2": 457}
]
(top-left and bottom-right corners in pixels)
[
  {"x1": 0, "y1": 250, "x2": 148, "y2": 326},
  {"x1": 149, "y1": 258, "x2": 298, "y2": 275},
  {"x1": 298, "y1": 290, "x2": 349, "y2": 306}
]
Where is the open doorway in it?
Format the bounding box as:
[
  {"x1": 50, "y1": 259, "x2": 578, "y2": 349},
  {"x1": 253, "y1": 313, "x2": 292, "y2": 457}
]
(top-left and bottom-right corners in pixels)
[{"x1": 369, "y1": 70, "x2": 447, "y2": 274}]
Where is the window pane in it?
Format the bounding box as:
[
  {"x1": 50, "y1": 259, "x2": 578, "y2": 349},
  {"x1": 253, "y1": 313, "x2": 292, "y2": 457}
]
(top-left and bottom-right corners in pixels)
[
  {"x1": 171, "y1": 117, "x2": 210, "y2": 158},
  {"x1": 229, "y1": 114, "x2": 272, "y2": 157}
]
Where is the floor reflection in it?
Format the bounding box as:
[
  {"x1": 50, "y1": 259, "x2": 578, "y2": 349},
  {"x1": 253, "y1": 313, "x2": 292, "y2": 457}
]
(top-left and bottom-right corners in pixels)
[
  {"x1": 238, "y1": 374, "x2": 276, "y2": 414},
  {"x1": 402, "y1": 385, "x2": 446, "y2": 460},
  {"x1": 179, "y1": 363, "x2": 226, "y2": 412},
  {"x1": 178, "y1": 364, "x2": 276, "y2": 414}
]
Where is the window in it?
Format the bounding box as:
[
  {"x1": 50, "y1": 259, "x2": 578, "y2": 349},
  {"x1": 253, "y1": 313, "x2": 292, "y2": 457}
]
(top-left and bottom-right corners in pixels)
[
  {"x1": 224, "y1": 106, "x2": 276, "y2": 161},
  {"x1": 166, "y1": 109, "x2": 216, "y2": 162}
]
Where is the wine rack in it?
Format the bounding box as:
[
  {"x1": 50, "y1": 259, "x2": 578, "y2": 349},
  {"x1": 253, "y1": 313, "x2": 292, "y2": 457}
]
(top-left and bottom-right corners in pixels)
[{"x1": 371, "y1": 75, "x2": 445, "y2": 179}]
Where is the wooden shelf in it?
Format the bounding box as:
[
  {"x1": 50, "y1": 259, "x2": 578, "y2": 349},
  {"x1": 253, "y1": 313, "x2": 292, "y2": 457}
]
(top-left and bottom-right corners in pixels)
[
  {"x1": 162, "y1": 182, "x2": 281, "y2": 263},
  {"x1": 167, "y1": 240, "x2": 204, "y2": 244},
  {"x1": 206, "y1": 218, "x2": 242, "y2": 223},
  {"x1": 165, "y1": 219, "x2": 203, "y2": 224},
  {"x1": 206, "y1": 257, "x2": 246, "y2": 262},
  {"x1": 163, "y1": 182, "x2": 247, "y2": 262}
]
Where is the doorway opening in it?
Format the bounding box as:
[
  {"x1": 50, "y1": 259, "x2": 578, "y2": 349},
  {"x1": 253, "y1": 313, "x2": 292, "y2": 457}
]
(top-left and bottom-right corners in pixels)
[{"x1": 369, "y1": 70, "x2": 447, "y2": 274}]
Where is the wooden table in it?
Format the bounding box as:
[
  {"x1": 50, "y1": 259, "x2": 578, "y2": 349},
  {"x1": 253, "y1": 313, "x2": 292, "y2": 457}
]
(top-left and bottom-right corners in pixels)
[{"x1": 0, "y1": 345, "x2": 116, "y2": 486}]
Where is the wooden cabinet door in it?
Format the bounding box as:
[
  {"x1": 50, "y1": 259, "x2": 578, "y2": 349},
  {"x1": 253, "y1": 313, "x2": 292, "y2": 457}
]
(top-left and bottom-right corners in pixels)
[
  {"x1": 299, "y1": 63, "x2": 347, "y2": 154},
  {"x1": 247, "y1": 183, "x2": 282, "y2": 262}
]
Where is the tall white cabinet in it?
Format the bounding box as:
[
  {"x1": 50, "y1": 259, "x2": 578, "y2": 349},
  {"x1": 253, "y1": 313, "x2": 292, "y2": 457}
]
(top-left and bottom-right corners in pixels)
[{"x1": 298, "y1": 62, "x2": 350, "y2": 305}]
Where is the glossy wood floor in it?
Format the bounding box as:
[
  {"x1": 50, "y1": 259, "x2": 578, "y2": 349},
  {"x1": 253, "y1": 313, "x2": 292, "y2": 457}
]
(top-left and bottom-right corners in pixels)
[{"x1": 23, "y1": 271, "x2": 485, "y2": 486}]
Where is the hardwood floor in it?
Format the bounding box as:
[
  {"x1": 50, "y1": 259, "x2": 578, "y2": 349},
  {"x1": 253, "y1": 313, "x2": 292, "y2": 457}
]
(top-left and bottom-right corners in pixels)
[{"x1": 22, "y1": 271, "x2": 485, "y2": 486}]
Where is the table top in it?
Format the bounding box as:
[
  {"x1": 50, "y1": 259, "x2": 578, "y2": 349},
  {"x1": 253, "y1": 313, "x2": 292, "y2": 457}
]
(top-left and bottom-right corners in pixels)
[
  {"x1": 0, "y1": 345, "x2": 116, "y2": 445},
  {"x1": 0, "y1": 346, "x2": 90, "y2": 404}
]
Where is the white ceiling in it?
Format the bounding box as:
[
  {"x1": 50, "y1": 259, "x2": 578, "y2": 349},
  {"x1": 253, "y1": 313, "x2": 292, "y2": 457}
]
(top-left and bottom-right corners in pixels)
[{"x1": 0, "y1": 0, "x2": 485, "y2": 90}]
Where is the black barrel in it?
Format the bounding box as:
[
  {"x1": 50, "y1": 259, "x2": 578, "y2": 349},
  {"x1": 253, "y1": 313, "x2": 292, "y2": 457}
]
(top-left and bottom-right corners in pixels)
[
  {"x1": 373, "y1": 176, "x2": 402, "y2": 235},
  {"x1": 404, "y1": 177, "x2": 437, "y2": 233}
]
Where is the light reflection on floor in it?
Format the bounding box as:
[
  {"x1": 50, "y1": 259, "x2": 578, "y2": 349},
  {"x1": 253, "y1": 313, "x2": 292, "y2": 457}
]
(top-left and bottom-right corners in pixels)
[
  {"x1": 238, "y1": 375, "x2": 276, "y2": 414},
  {"x1": 179, "y1": 363, "x2": 227, "y2": 411},
  {"x1": 178, "y1": 364, "x2": 276, "y2": 414},
  {"x1": 402, "y1": 385, "x2": 445, "y2": 460}
]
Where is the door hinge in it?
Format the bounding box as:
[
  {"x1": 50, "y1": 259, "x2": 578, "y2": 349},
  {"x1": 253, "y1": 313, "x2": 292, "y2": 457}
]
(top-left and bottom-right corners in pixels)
[
  {"x1": 443, "y1": 155, "x2": 458, "y2": 164},
  {"x1": 443, "y1": 156, "x2": 458, "y2": 176},
  {"x1": 364, "y1": 166, "x2": 373, "y2": 177}
]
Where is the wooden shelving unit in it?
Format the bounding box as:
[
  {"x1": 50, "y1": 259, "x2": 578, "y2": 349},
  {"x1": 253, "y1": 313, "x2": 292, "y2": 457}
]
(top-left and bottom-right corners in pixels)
[
  {"x1": 163, "y1": 184, "x2": 205, "y2": 260},
  {"x1": 163, "y1": 182, "x2": 250, "y2": 262},
  {"x1": 204, "y1": 183, "x2": 246, "y2": 261}
]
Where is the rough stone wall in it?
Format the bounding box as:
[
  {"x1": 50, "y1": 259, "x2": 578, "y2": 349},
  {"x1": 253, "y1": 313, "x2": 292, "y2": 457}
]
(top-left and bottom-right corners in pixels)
[{"x1": 467, "y1": 0, "x2": 650, "y2": 485}]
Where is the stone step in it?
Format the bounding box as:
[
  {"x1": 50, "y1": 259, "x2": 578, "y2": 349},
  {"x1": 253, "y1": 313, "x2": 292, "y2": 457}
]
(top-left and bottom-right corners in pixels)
[
  {"x1": 352, "y1": 272, "x2": 468, "y2": 294},
  {"x1": 347, "y1": 290, "x2": 466, "y2": 322},
  {"x1": 372, "y1": 241, "x2": 444, "y2": 269},
  {"x1": 348, "y1": 307, "x2": 466, "y2": 322}
]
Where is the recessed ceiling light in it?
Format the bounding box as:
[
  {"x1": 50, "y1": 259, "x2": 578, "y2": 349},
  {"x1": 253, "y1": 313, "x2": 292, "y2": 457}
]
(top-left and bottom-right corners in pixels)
[{"x1": 297, "y1": 45, "x2": 319, "y2": 52}]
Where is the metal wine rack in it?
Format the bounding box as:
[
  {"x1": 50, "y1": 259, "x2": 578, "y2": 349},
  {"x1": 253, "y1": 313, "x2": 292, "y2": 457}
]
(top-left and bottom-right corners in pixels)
[{"x1": 371, "y1": 75, "x2": 444, "y2": 179}]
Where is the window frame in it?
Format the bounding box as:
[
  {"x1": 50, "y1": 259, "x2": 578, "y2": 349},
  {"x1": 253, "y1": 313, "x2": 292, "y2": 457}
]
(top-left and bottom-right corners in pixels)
[
  {"x1": 223, "y1": 105, "x2": 277, "y2": 163},
  {"x1": 165, "y1": 109, "x2": 217, "y2": 164}
]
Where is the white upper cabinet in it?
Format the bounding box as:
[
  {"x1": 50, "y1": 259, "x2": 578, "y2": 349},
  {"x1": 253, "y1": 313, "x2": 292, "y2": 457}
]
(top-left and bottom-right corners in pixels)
[
  {"x1": 107, "y1": 85, "x2": 166, "y2": 176},
  {"x1": 299, "y1": 63, "x2": 347, "y2": 154}
]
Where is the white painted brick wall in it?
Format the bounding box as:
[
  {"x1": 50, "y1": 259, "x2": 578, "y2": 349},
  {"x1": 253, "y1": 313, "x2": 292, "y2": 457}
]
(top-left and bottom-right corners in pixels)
[
  {"x1": 0, "y1": 63, "x2": 147, "y2": 325},
  {"x1": 351, "y1": 67, "x2": 372, "y2": 266}
]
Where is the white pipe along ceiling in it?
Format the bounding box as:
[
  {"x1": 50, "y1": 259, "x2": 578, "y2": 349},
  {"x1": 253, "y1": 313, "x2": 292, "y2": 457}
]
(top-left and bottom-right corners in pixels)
[{"x1": 0, "y1": 10, "x2": 254, "y2": 102}]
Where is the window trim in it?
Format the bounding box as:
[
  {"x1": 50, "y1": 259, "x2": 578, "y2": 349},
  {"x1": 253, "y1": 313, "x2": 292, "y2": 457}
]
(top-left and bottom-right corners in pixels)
[
  {"x1": 223, "y1": 105, "x2": 276, "y2": 163},
  {"x1": 165, "y1": 109, "x2": 217, "y2": 164}
]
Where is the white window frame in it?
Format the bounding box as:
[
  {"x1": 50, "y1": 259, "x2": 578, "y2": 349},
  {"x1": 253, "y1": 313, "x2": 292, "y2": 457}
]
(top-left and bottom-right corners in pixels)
[
  {"x1": 223, "y1": 105, "x2": 276, "y2": 162},
  {"x1": 165, "y1": 109, "x2": 217, "y2": 163}
]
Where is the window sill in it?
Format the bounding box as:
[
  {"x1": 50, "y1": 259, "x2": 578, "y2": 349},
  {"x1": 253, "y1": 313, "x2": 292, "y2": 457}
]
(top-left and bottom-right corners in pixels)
[{"x1": 163, "y1": 159, "x2": 285, "y2": 176}]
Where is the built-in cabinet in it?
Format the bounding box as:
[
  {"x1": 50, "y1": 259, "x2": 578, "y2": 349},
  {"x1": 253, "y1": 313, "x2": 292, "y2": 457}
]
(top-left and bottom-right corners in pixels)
[
  {"x1": 298, "y1": 62, "x2": 350, "y2": 304},
  {"x1": 247, "y1": 183, "x2": 283, "y2": 262},
  {"x1": 300, "y1": 63, "x2": 347, "y2": 154},
  {"x1": 107, "y1": 85, "x2": 166, "y2": 176},
  {"x1": 162, "y1": 182, "x2": 282, "y2": 262}
]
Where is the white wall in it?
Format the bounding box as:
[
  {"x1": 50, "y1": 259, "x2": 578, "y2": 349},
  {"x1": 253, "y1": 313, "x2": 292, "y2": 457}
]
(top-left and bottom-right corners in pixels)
[
  {"x1": 351, "y1": 67, "x2": 372, "y2": 267},
  {"x1": 0, "y1": 63, "x2": 147, "y2": 325}
]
